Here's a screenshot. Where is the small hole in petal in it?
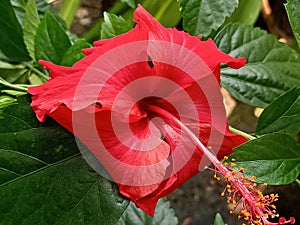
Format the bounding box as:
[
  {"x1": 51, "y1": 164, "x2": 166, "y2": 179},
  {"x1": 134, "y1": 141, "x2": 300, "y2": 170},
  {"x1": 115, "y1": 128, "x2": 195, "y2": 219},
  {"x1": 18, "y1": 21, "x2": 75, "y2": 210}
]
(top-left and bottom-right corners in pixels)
[
  {"x1": 92, "y1": 102, "x2": 102, "y2": 109},
  {"x1": 148, "y1": 55, "x2": 154, "y2": 68}
]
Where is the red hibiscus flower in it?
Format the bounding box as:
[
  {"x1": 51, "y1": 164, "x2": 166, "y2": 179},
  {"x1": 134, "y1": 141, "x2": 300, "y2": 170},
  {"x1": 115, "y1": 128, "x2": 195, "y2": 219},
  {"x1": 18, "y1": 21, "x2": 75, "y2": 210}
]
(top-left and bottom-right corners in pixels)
[{"x1": 28, "y1": 5, "x2": 249, "y2": 217}]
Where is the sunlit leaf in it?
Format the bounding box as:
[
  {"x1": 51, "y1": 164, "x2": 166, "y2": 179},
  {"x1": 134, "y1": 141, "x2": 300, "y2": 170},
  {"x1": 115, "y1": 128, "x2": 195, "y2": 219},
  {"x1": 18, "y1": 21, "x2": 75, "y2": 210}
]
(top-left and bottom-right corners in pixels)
[
  {"x1": 0, "y1": 95, "x2": 16, "y2": 109},
  {"x1": 215, "y1": 23, "x2": 300, "y2": 107},
  {"x1": 101, "y1": 12, "x2": 132, "y2": 40},
  {"x1": 23, "y1": 0, "x2": 40, "y2": 61},
  {"x1": 35, "y1": 12, "x2": 71, "y2": 64},
  {"x1": 285, "y1": 0, "x2": 300, "y2": 48},
  {"x1": 230, "y1": 134, "x2": 300, "y2": 185},
  {"x1": 0, "y1": 61, "x2": 28, "y2": 83},
  {"x1": 179, "y1": 0, "x2": 239, "y2": 38}
]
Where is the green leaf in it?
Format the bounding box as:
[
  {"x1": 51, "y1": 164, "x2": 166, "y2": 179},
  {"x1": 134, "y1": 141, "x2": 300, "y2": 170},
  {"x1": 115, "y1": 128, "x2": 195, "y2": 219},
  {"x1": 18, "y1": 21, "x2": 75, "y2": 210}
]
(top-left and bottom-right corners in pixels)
[
  {"x1": 256, "y1": 87, "x2": 300, "y2": 137},
  {"x1": 35, "y1": 12, "x2": 71, "y2": 64},
  {"x1": 28, "y1": 73, "x2": 45, "y2": 85},
  {"x1": 179, "y1": 0, "x2": 239, "y2": 38},
  {"x1": 120, "y1": 0, "x2": 136, "y2": 9},
  {"x1": 0, "y1": 50, "x2": 10, "y2": 62},
  {"x1": 224, "y1": 0, "x2": 262, "y2": 25},
  {"x1": 1, "y1": 89, "x2": 27, "y2": 97},
  {"x1": 215, "y1": 23, "x2": 300, "y2": 108},
  {"x1": 61, "y1": 39, "x2": 91, "y2": 66},
  {"x1": 117, "y1": 198, "x2": 178, "y2": 225},
  {"x1": 212, "y1": 213, "x2": 227, "y2": 225},
  {"x1": 101, "y1": 12, "x2": 132, "y2": 40},
  {"x1": 229, "y1": 134, "x2": 300, "y2": 185},
  {"x1": 11, "y1": 0, "x2": 27, "y2": 25},
  {"x1": 0, "y1": 95, "x2": 129, "y2": 225},
  {"x1": 11, "y1": 0, "x2": 51, "y2": 26},
  {"x1": 285, "y1": 0, "x2": 300, "y2": 48},
  {"x1": 35, "y1": 0, "x2": 51, "y2": 13},
  {"x1": 0, "y1": 61, "x2": 28, "y2": 83},
  {"x1": 23, "y1": 0, "x2": 41, "y2": 61},
  {"x1": 0, "y1": 0, "x2": 30, "y2": 62},
  {"x1": 0, "y1": 95, "x2": 16, "y2": 109}
]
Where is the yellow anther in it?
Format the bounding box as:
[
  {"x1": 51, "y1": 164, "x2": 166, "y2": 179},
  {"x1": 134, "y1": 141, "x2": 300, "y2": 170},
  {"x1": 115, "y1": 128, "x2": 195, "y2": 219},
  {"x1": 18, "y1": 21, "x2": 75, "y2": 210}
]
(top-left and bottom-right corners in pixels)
[
  {"x1": 214, "y1": 174, "x2": 221, "y2": 181},
  {"x1": 225, "y1": 175, "x2": 231, "y2": 181},
  {"x1": 244, "y1": 212, "x2": 250, "y2": 217}
]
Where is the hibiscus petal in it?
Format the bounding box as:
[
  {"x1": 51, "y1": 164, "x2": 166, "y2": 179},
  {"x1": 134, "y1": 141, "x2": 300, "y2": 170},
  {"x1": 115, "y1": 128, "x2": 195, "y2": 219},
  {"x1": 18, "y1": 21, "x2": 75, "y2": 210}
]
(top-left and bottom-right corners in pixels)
[{"x1": 133, "y1": 5, "x2": 246, "y2": 83}]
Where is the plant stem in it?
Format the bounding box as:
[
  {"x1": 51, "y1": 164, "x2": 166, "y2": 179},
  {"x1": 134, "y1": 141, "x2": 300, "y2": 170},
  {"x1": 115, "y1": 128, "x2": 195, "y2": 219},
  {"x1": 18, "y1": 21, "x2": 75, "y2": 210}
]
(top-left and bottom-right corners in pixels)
[
  {"x1": 0, "y1": 78, "x2": 28, "y2": 92},
  {"x1": 23, "y1": 62, "x2": 49, "y2": 82},
  {"x1": 18, "y1": 84, "x2": 32, "y2": 87},
  {"x1": 229, "y1": 126, "x2": 256, "y2": 140},
  {"x1": 60, "y1": 0, "x2": 81, "y2": 29},
  {"x1": 140, "y1": 0, "x2": 154, "y2": 9},
  {"x1": 154, "y1": 0, "x2": 173, "y2": 22},
  {"x1": 296, "y1": 179, "x2": 300, "y2": 187}
]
